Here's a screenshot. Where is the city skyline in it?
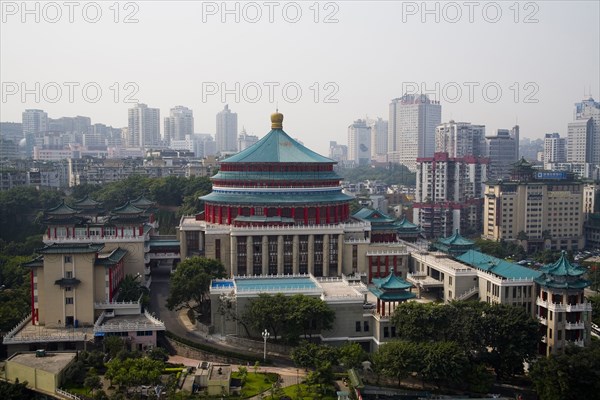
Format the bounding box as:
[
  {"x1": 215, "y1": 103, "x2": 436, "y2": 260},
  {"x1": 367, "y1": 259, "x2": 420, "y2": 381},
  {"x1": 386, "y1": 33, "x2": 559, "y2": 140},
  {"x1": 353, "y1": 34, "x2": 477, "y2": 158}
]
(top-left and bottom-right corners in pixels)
[{"x1": 1, "y1": 1, "x2": 598, "y2": 155}]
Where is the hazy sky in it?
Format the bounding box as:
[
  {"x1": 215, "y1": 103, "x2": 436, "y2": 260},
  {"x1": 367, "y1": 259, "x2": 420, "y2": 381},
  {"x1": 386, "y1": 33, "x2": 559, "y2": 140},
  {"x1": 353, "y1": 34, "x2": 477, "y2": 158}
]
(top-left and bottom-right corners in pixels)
[{"x1": 1, "y1": 1, "x2": 599, "y2": 154}]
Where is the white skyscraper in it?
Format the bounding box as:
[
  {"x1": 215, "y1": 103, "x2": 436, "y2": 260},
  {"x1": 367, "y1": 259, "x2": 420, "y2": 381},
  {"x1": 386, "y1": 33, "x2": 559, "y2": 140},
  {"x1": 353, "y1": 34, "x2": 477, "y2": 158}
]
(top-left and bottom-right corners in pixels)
[
  {"x1": 347, "y1": 119, "x2": 371, "y2": 166},
  {"x1": 435, "y1": 121, "x2": 486, "y2": 158},
  {"x1": 127, "y1": 104, "x2": 160, "y2": 148},
  {"x1": 216, "y1": 104, "x2": 238, "y2": 153},
  {"x1": 543, "y1": 133, "x2": 567, "y2": 169},
  {"x1": 574, "y1": 97, "x2": 600, "y2": 165},
  {"x1": 237, "y1": 128, "x2": 259, "y2": 152},
  {"x1": 164, "y1": 106, "x2": 194, "y2": 145},
  {"x1": 367, "y1": 117, "x2": 388, "y2": 161},
  {"x1": 388, "y1": 94, "x2": 442, "y2": 172}
]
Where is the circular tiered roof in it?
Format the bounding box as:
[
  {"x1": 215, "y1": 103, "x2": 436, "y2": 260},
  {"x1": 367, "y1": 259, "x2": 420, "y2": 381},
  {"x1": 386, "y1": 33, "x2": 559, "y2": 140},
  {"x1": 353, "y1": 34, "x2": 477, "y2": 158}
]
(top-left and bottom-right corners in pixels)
[{"x1": 200, "y1": 113, "x2": 353, "y2": 226}]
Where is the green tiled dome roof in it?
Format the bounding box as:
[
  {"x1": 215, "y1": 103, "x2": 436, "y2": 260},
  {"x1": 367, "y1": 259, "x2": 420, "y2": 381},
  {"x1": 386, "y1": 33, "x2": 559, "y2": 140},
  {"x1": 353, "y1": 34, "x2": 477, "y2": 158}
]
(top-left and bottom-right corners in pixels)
[{"x1": 223, "y1": 128, "x2": 334, "y2": 164}]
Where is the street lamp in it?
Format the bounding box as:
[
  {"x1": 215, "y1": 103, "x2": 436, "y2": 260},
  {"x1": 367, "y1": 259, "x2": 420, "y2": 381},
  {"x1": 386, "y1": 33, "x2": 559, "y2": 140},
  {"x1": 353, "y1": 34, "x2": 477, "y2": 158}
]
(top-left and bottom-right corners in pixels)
[{"x1": 262, "y1": 329, "x2": 270, "y2": 361}]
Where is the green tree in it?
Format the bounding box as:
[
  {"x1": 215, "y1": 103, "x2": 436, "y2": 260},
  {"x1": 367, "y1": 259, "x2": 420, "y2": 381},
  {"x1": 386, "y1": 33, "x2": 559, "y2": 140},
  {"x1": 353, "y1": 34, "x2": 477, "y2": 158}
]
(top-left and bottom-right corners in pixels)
[
  {"x1": 291, "y1": 341, "x2": 339, "y2": 369},
  {"x1": 530, "y1": 342, "x2": 600, "y2": 400},
  {"x1": 287, "y1": 294, "x2": 336, "y2": 340},
  {"x1": 420, "y1": 341, "x2": 468, "y2": 389},
  {"x1": 103, "y1": 336, "x2": 125, "y2": 358},
  {"x1": 116, "y1": 274, "x2": 149, "y2": 303},
  {"x1": 166, "y1": 257, "x2": 226, "y2": 316},
  {"x1": 84, "y1": 373, "x2": 102, "y2": 395},
  {"x1": 243, "y1": 293, "x2": 289, "y2": 340},
  {"x1": 0, "y1": 380, "x2": 34, "y2": 400},
  {"x1": 338, "y1": 342, "x2": 367, "y2": 369},
  {"x1": 372, "y1": 341, "x2": 421, "y2": 387},
  {"x1": 105, "y1": 357, "x2": 164, "y2": 390}
]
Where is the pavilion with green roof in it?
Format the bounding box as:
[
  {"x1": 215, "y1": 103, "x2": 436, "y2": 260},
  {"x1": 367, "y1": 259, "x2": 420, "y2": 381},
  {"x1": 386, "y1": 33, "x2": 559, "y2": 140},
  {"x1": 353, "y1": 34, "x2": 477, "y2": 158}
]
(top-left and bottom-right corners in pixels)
[
  {"x1": 534, "y1": 251, "x2": 592, "y2": 355},
  {"x1": 433, "y1": 230, "x2": 476, "y2": 256},
  {"x1": 535, "y1": 251, "x2": 590, "y2": 290},
  {"x1": 352, "y1": 208, "x2": 421, "y2": 242},
  {"x1": 369, "y1": 268, "x2": 416, "y2": 317}
]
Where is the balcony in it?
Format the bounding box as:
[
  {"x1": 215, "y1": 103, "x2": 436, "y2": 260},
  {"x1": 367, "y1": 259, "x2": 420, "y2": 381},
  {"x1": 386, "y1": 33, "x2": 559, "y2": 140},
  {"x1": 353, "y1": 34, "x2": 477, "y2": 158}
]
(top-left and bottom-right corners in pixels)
[
  {"x1": 565, "y1": 321, "x2": 585, "y2": 330},
  {"x1": 538, "y1": 316, "x2": 547, "y2": 325},
  {"x1": 94, "y1": 300, "x2": 141, "y2": 310},
  {"x1": 541, "y1": 335, "x2": 547, "y2": 343},
  {"x1": 569, "y1": 338, "x2": 585, "y2": 347}
]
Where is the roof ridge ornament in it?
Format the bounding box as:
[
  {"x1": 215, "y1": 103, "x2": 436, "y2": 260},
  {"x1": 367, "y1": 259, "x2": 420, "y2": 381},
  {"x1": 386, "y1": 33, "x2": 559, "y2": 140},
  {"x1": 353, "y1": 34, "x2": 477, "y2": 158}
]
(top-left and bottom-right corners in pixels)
[{"x1": 271, "y1": 110, "x2": 283, "y2": 129}]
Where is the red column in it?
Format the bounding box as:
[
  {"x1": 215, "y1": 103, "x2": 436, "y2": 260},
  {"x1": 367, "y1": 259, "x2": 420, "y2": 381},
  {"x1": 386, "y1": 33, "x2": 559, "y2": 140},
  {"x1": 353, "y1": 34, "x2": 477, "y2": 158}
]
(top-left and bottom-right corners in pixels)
[
  {"x1": 291, "y1": 208, "x2": 295, "y2": 219},
  {"x1": 87, "y1": 226, "x2": 90, "y2": 238},
  {"x1": 139, "y1": 226, "x2": 143, "y2": 236},
  {"x1": 54, "y1": 227, "x2": 57, "y2": 239},
  {"x1": 393, "y1": 256, "x2": 398, "y2": 271},
  {"x1": 101, "y1": 227, "x2": 104, "y2": 238},
  {"x1": 219, "y1": 207, "x2": 223, "y2": 224},
  {"x1": 385, "y1": 256, "x2": 389, "y2": 276},
  {"x1": 381, "y1": 301, "x2": 385, "y2": 317},
  {"x1": 376, "y1": 299, "x2": 380, "y2": 314},
  {"x1": 109, "y1": 267, "x2": 113, "y2": 301},
  {"x1": 250, "y1": 207, "x2": 255, "y2": 216},
  {"x1": 335, "y1": 205, "x2": 339, "y2": 223},
  {"x1": 30, "y1": 271, "x2": 35, "y2": 324},
  {"x1": 326, "y1": 206, "x2": 330, "y2": 224},
  {"x1": 121, "y1": 227, "x2": 124, "y2": 237},
  {"x1": 72, "y1": 227, "x2": 75, "y2": 238},
  {"x1": 47, "y1": 228, "x2": 50, "y2": 238},
  {"x1": 227, "y1": 207, "x2": 232, "y2": 224},
  {"x1": 238, "y1": 206, "x2": 242, "y2": 216},
  {"x1": 277, "y1": 208, "x2": 282, "y2": 217},
  {"x1": 377, "y1": 256, "x2": 381, "y2": 278},
  {"x1": 304, "y1": 208, "x2": 308, "y2": 225},
  {"x1": 316, "y1": 207, "x2": 320, "y2": 225}
]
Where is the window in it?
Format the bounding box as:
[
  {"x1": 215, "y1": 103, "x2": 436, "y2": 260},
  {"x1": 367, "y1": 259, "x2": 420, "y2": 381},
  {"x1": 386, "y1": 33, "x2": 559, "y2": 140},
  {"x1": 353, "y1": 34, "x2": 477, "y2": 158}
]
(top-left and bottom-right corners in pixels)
[
  {"x1": 383, "y1": 327, "x2": 389, "y2": 338},
  {"x1": 65, "y1": 287, "x2": 72, "y2": 292},
  {"x1": 363, "y1": 321, "x2": 369, "y2": 332},
  {"x1": 355, "y1": 321, "x2": 361, "y2": 332},
  {"x1": 65, "y1": 297, "x2": 73, "y2": 304},
  {"x1": 391, "y1": 326, "x2": 396, "y2": 337},
  {"x1": 136, "y1": 331, "x2": 153, "y2": 336},
  {"x1": 66, "y1": 271, "x2": 73, "y2": 278},
  {"x1": 64, "y1": 256, "x2": 72, "y2": 263}
]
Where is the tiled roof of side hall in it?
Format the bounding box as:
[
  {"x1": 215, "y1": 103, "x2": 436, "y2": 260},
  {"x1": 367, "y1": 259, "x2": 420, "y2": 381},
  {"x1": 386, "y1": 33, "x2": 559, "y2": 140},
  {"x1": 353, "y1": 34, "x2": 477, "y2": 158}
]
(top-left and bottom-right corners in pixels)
[
  {"x1": 95, "y1": 247, "x2": 128, "y2": 266},
  {"x1": 222, "y1": 128, "x2": 334, "y2": 164},
  {"x1": 72, "y1": 195, "x2": 103, "y2": 207},
  {"x1": 46, "y1": 200, "x2": 80, "y2": 215},
  {"x1": 353, "y1": 208, "x2": 396, "y2": 223},
  {"x1": 111, "y1": 201, "x2": 145, "y2": 215},
  {"x1": 37, "y1": 243, "x2": 105, "y2": 254},
  {"x1": 456, "y1": 250, "x2": 542, "y2": 280},
  {"x1": 130, "y1": 195, "x2": 155, "y2": 207},
  {"x1": 438, "y1": 230, "x2": 475, "y2": 246}
]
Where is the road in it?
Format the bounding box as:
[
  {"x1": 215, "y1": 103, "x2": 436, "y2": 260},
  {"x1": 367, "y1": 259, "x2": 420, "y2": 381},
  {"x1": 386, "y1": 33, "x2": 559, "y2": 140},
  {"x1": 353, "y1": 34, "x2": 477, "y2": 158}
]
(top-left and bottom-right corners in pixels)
[{"x1": 148, "y1": 263, "x2": 294, "y2": 366}]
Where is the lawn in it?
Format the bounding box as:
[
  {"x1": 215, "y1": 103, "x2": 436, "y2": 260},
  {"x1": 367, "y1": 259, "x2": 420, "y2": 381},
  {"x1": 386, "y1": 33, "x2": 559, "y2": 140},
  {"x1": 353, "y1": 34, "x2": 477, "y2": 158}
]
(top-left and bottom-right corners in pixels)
[
  {"x1": 231, "y1": 371, "x2": 279, "y2": 398},
  {"x1": 267, "y1": 383, "x2": 338, "y2": 400}
]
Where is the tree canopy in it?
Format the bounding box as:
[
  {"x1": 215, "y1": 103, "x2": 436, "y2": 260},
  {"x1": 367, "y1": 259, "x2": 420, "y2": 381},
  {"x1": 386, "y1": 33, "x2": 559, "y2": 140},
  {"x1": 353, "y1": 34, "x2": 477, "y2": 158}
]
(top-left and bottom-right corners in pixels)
[
  {"x1": 530, "y1": 341, "x2": 600, "y2": 400},
  {"x1": 235, "y1": 293, "x2": 335, "y2": 344},
  {"x1": 105, "y1": 357, "x2": 164, "y2": 389},
  {"x1": 390, "y1": 301, "x2": 539, "y2": 379},
  {"x1": 166, "y1": 257, "x2": 226, "y2": 316}
]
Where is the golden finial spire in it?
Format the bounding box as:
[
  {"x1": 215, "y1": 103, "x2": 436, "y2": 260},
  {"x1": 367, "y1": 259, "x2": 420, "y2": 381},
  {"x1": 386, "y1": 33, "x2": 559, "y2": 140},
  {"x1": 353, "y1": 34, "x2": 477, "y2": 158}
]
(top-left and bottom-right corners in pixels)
[{"x1": 271, "y1": 109, "x2": 283, "y2": 129}]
